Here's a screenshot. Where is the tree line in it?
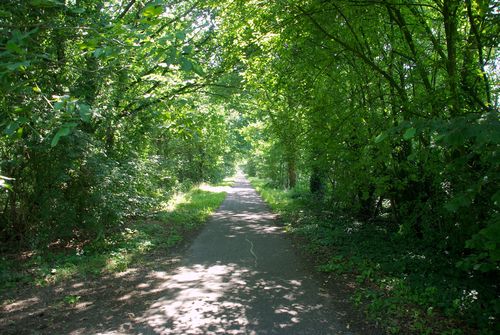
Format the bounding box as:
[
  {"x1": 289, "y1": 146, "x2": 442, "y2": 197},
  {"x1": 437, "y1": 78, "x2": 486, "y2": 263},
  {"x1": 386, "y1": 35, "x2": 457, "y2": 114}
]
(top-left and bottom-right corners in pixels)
[
  {"x1": 215, "y1": 0, "x2": 498, "y2": 332},
  {"x1": 0, "y1": 0, "x2": 242, "y2": 247}
]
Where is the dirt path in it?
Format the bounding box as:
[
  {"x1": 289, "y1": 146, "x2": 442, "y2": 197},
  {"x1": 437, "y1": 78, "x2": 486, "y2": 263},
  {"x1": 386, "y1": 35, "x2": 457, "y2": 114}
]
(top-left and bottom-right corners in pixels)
[{"x1": 1, "y1": 173, "x2": 383, "y2": 334}]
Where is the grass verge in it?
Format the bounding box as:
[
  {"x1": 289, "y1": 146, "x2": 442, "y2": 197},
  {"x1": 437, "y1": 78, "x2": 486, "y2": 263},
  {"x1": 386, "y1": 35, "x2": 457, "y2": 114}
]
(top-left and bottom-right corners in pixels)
[
  {"x1": 0, "y1": 180, "x2": 231, "y2": 291},
  {"x1": 250, "y1": 177, "x2": 493, "y2": 335}
]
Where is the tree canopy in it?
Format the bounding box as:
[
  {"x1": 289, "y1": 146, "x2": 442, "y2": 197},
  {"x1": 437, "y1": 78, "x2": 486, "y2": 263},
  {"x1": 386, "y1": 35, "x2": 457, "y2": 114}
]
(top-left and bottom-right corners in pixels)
[{"x1": 0, "y1": 0, "x2": 498, "y2": 333}]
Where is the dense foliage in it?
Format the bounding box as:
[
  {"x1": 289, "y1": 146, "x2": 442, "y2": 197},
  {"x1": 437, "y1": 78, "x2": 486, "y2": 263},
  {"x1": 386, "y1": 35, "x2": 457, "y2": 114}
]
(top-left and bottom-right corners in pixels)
[
  {"x1": 0, "y1": 0, "x2": 240, "y2": 248},
  {"x1": 1, "y1": 0, "x2": 498, "y2": 333},
  {"x1": 215, "y1": 0, "x2": 499, "y2": 333}
]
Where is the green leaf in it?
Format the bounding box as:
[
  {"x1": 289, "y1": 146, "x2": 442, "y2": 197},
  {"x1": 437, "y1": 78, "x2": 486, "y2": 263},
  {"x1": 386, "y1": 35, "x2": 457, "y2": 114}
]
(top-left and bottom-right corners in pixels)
[
  {"x1": 93, "y1": 48, "x2": 105, "y2": 58},
  {"x1": 180, "y1": 58, "x2": 193, "y2": 72},
  {"x1": 0, "y1": 10, "x2": 12, "y2": 18},
  {"x1": 479, "y1": 221, "x2": 500, "y2": 242},
  {"x1": 491, "y1": 248, "x2": 500, "y2": 262},
  {"x1": 51, "y1": 123, "x2": 77, "y2": 147},
  {"x1": 142, "y1": 5, "x2": 163, "y2": 18},
  {"x1": 166, "y1": 47, "x2": 177, "y2": 64},
  {"x1": 374, "y1": 132, "x2": 387, "y2": 143},
  {"x1": 70, "y1": 7, "x2": 85, "y2": 14},
  {"x1": 30, "y1": 0, "x2": 63, "y2": 8},
  {"x1": 78, "y1": 103, "x2": 92, "y2": 123},
  {"x1": 5, "y1": 61, "x2": 30, "y2": 71},
  {"x1": 175, "y1": 31, "x2": 186, "y2": 40},
  {"x1": 192, "y1": 62, "x2": 204, "y2": 76},
  {"x1": 444, "y1": 194, "x2": 471, "y2": 212},
  {"x1": 158, "y1": 35, "x2": 174, "y2": 44},
  {"x1": 63, "y1": 295, "x2": 81, "y2": 305},
  {"x1": 6, "y1": 41, "x2": 23, "y2": 54},
  {"x1": 17, "y1": 117, "x2": 28, "y2": 125},
  {"x1": 54, "y1": 101, "x2": 65, "y2": 111},
  {"x1": 0, "y1": 178, "x2": 13, "y2": 190},
  {"x1": 51, "y1": 128, "x2": 70, "y2": 147},
  {"x1": 403, "y1": 127, "x2": 416, "y2": 140},
  {"x1": 4, "y1": 122, "x2": 19, "y2": 136},
  {"x1": 182, "y1": 45, "x2": 193, "y2": 55}
]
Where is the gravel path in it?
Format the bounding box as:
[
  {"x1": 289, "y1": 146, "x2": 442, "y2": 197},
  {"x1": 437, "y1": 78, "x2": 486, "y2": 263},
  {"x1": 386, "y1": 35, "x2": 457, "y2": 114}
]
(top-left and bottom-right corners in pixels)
[{"x1": 1, "y1": 173, "x2": 383, "y2": 335}]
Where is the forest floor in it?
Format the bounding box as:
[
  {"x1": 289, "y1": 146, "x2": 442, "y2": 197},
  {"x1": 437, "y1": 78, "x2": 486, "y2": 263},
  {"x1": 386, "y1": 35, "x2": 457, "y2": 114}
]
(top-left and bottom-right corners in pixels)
[{"x1": 0, "y1": 173, "x2": 383, "y2": 334}]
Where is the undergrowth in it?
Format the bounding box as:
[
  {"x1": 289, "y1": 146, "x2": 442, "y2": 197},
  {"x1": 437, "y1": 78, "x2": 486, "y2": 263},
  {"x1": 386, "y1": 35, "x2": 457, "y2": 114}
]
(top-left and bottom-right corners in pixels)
[
  {"x1": 250, "y1": 177, "x2": 498, "y2": 335},
  {"x1": 0, "y1": 180, "x2": 230, "y2": 291}
]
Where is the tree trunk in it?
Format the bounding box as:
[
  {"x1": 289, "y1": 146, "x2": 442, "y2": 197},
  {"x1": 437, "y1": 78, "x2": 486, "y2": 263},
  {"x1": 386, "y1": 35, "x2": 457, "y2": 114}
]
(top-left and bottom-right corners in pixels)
[
  {"x1": 443, "y1": 0, "x2": 460, "y2": 115},
  {"x1": 287, "y1": 159, "x2": 297, "y2": 189}
]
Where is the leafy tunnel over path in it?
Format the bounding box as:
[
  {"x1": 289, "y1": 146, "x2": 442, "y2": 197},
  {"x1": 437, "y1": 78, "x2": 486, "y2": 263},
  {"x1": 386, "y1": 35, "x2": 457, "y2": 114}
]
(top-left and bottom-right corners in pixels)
[{"x1": 0, "y1": 0, "x2": 498, "y2": 334}]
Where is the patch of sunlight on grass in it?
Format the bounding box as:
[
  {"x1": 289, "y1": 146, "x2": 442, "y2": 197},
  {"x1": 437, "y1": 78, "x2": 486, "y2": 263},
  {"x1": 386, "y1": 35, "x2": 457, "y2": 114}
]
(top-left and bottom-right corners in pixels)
[
  {"x1": 198, "y1": 183, "x2": 232, "y2": 193},
  {"x1": 158, "y1": 178, "x2": 231, "y2": 213},
  {"x1": 249, "y1": 177, "x2": 292, "y2": 213},
  {"x1": 54, "y1": 263, "x2": 78, "y2": 280},
  {"x1": 199, "y1": 176, "x2": 235, "y2": 193},
  {"x1": 160, "y1": 192, "x2": 191, "y2": 213},
  {"x1": 105, "y1": 251, "x2": 132, "y2": 273}
]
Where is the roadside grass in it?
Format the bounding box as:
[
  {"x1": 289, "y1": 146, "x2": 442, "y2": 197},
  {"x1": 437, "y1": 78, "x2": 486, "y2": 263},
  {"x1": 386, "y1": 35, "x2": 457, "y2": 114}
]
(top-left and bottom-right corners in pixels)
[
  {"x1": 250, "y1": 177, "x2": 490, "y2": 335},
  {"x1": 0, "y1": 179, "x2": 231, "y2": 291}
]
